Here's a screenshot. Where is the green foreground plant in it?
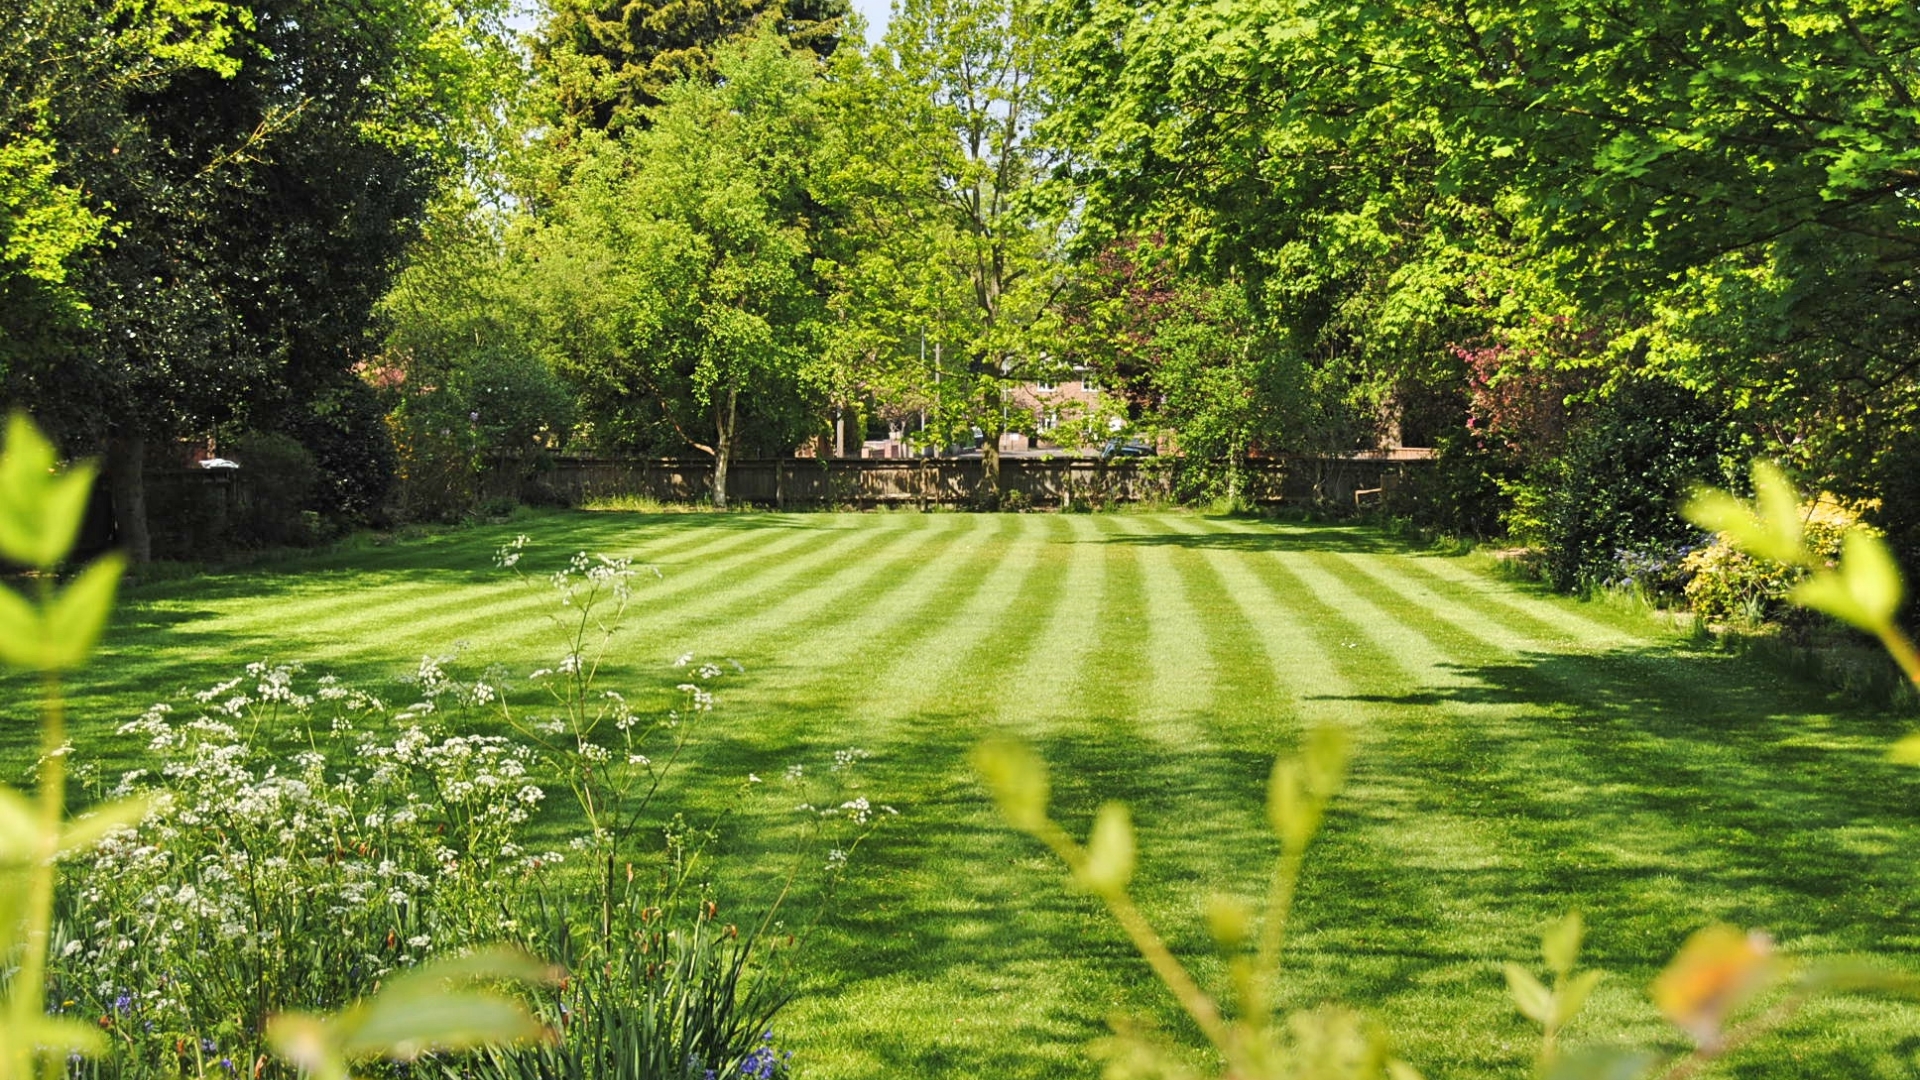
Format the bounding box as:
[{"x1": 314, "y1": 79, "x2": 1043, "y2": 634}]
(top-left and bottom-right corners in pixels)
[
  {"x1": 12, "y1": 444, "x2": 881, "y2": 1080},
  {"x1": 0, "y1": 414, "x2": 556, "y2": 1080},
  {"x1": 976, "y1": 457, "x2": 1920, "y2": 1080}
]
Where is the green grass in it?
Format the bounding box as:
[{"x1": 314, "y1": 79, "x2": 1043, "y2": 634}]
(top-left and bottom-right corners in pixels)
[{"x1": 10, "y1": 510, "x2": 1920, "y2": 1080}]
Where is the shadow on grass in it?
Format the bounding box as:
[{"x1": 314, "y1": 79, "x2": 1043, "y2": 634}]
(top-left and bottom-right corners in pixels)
[
  {"x1": 1097, "y1": 522, "x2": 1413, "y2": 556},
  {"x1": 1311, "y1": 642, "x2": 1920, "y2": 961},
  {"x1": 122, "y1": 511, "x2": 819, "y2": 600}
]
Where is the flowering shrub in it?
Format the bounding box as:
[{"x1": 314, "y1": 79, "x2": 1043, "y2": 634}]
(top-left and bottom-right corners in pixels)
[
  {"x1": 1601, "y1": 540, "x2": 1703, "y2": 600},
  {"x1": 50, "y1": 662, "x2": 555, "y2": 1076},
  {"x1": 0, "y1": 413, "x2": 548, "y2": 1080},
  {"x1": 1682, "y1": 495, "x2": 1859, "y2": 626},
  {"x1": 37, "y1": 532, "x2": 892, "y2": 1080}
]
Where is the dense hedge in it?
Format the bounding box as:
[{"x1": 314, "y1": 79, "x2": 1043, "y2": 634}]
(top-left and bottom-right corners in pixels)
[{"x1": 1541, "y1": 380, "x2": 1733, "y2": 592}]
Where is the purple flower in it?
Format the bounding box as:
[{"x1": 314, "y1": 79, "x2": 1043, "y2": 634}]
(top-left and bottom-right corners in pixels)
[{"x1": 740, "y1": 1046, "x2": 780, "y2": 1079}]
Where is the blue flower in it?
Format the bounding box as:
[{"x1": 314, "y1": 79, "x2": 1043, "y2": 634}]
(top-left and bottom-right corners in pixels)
[{"x1": 740, "y1": 1046, "x2": 780, "y2": 1079}]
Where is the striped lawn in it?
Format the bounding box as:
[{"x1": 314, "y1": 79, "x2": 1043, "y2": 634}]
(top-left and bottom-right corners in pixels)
[{"x1": 15, "y1": 510, "x2": 1920, "y2": 1080}]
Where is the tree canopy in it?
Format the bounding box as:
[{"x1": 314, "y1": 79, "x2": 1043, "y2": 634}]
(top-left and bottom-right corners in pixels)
[{"x1": 534, "y1": 0, "x2": 851, "y2": 133}]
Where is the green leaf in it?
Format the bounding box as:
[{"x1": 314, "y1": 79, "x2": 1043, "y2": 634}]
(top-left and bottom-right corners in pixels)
[
  {"x1": 1267, "y1": 758, "x2": 1321, "y2": 851},
  {"x1": 269, "y1": 948, "x2": 555, "y2": 1078},
  {"x1": 0, "y1": 413, "x2": 82, "y2": 570},
  {"x1": 59, "y1": 795, "x2": 154, "y2": 856},
  {"x1": 973, "y1": 738, "x2": 1051, "y2": 833},
  {"x1": 1203, "y1": 893, "x2": 1252, "y2": 951},
  {"x1": 1791, "y1": 531, "x2": 1901, "y2": 634},
  {"x1": 0, "y1": 583, "x2": 41, "y2": 671},
  {"x1": 373, "y1": 947, "x2": 558, "y2": 997},
  {"x1": 1302, "y1": 725, "x2": 1352, "y2": 798},
  {"x1": 1793, "y1": 572, "x2": 1872, "y2": 631},
  {"x1": 1842, "y1": 530, "x2": 1902, "y2": 625},
  {"x1": 1752, "y1": 461, "x2": 1803, "y2": 561},
  {"x1": 1504, "y1": 962, "x2": 1554, "y2": 1025},
  {"x1": 1543, "y1": 911, "x2": 1583, "y2": 978},
  {"x1": 0, "y1": 415, "x2": 56, "y2": 545},
  {"x1": 40, "y1": 554, "x2": 124, "y2": 671},
  {"x1": 1079, "y1": 801, "x2": 1135, "y2": 894},
  {"x1": 0, "y1": 785, "x2": 43, "y2": 863},
  {"x1": 1889, "y1": 733, "x2": 1920, "y2": 766},
  {"x1": 1555, "y1": 968, "x2": 1604, "y2": 1027},
  {"x1": 1683, "y1": 463, "x2": 1809, "y2": 568},
  {"x1": 340, "y1": 991, "x2": 547, "y2": 1060},
  {"x1": 16, "y1": 1015, "x2": 108, "y2": 1058}
]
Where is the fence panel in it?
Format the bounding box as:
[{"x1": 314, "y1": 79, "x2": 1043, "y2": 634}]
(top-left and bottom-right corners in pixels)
[{"x1": 513, "y1": 454, "x2": 1428, "y2": 508}]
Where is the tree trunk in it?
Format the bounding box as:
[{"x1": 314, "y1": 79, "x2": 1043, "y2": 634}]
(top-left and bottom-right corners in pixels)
[
  {"x1": 106, "y1": 433, "x2": 151, "y2": 565},
  {"x1": 711, "y1": 390, "x2": 737, "y2": 510},
  {"x1": 981, "y1": 437, "x2": 1001, "y2": 509}
]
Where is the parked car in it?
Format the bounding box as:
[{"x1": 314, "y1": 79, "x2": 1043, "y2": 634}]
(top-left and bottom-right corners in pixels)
[{"x1": 1100, "y1": 439, "x2": 1156, "y2": 459}]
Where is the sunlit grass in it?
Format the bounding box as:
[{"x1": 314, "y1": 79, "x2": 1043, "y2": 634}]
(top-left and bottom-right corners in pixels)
[{"x1": 9, "y1": 510, "x2": 1920, "y2": 1080}]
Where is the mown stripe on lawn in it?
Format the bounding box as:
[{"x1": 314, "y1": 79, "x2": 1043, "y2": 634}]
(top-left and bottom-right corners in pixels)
[
  {"x1": 934, "y1": 514, "x2": 1082, "y2": 731},
  {"x1": 1103, "y1": 514, "x2": 1220, "y2": 751},
  {"x1": 642, "y1": 515, "x2": 957, "y2": 663},
  {"x1": 1003, "y1": 514, "x2": 1108, "y2": 731},
  {"x1": 1401, "y1": 554, "x2": 1642, "y2": 648},
  {"x1": 1322, "y1": 550, "x2": 1587, "y2": 658},
  {"x1": 1152, "y1": 517, "x2": 1290, "y2": 740},
  {"x1": 1065, "y1": 514, "x2": 1152, "y2": 744},
  {"x1": 869, "y1": 513, "x2": 1053, "y2": 739},
  {"x1": 703, "y1": 514, "x2": 993, "y2": 755},
  {"x1": 186, "y1": 516, "x2": 842, "y2": 659},
  {"x1": 473, "y1": 517, "x2": 880, "y2": 653},
  {"x1": 605, "y1": 518, "x2": 919, "y2": 664}
]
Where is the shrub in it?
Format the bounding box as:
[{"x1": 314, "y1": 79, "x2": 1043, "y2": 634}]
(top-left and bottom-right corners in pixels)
[
  {"x1": 384, "y1": 351, "x2": 574, "y2": 522},
  {"x1": 228, "y1": 431, "x2": 323, "y2": 547},
  {"x1": 1542, "y1": 379, "x2": 1733, "y2": 591},
  {"x1": 1683, "y1": 497, "x2": 1858, "y2": 625},
  {"x1": 386, "y1": 415, "x2": 480, "y2": 523},
  {"x1": 285, "y1": 377, "x2": 399, "y2": 527},
  {"x1": 1600, "y1": 540, "x2": 1703, "y2": 601},
  {"x1": 1390, "y1": 426, "x2": 1516, "y2": 538}
]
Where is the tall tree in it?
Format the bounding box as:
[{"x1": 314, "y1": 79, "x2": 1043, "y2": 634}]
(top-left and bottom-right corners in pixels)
[
  {"x1": 1, "y1": 0, "x2": 515, "y2": 560},
  {"x1": 0, "y1": 0, "x2": 246, "y2": 369},
  {"x1": 1045, "y1": 0, "x2": 1920, "y2": 518},
  {"x1": 874, "y1": 0, "x2": 1064, "y2": 501},
  {"x1": 532, "y1": 29, "x2": 830, "y2": 507},
  {"x1": 535, "y1": 0, "x2": 851, "y2": 134}
]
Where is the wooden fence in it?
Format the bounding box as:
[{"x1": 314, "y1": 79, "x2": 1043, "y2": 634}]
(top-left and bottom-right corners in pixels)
[{"x1": 501, "y1": 453, "x2": 1433, "y2": 509}]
